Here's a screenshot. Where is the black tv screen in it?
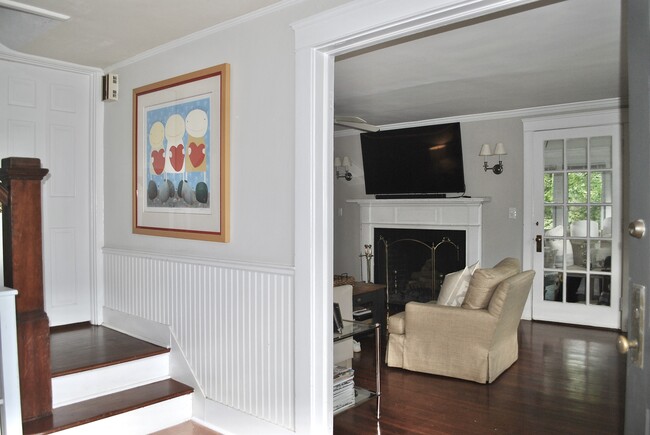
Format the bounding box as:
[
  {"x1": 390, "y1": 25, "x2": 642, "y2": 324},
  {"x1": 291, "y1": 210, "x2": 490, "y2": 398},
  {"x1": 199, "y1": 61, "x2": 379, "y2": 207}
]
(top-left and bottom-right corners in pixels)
[{"x1": 360, "y1": 123, "x2": 465, "y2": 197}]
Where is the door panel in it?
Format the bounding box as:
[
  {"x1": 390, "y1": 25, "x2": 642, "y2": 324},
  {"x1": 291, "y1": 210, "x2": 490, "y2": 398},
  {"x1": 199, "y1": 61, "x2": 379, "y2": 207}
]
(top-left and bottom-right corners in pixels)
[
  {"x1": 624, "y1": 0, "x2": 650, "y2": 432},
  {"x1": 532, "y1": 125, "x2": 621, "y2": 328},
  {"x1": 0, "y1": 59, "x2": 91, "y2": 325}
]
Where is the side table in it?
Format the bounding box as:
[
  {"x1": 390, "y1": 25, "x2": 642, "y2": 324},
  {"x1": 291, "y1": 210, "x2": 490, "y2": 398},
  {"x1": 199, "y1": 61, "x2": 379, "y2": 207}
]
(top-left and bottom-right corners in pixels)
[
  {"x1": 352, "y1": 282, "x2": 386, "y2": 337},
  {"x1": 333, "y1": 320, "x2": 381, "y2": 419}
]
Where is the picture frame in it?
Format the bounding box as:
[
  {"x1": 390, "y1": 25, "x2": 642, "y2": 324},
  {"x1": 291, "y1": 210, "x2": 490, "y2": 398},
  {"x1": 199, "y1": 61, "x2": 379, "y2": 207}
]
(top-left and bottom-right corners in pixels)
[
  {"x1": 333, "y1": 302, "x2": 344, "y2": 334},
  {"x1": 132, "y1": 64, "x2": 230, "y2": 242}
]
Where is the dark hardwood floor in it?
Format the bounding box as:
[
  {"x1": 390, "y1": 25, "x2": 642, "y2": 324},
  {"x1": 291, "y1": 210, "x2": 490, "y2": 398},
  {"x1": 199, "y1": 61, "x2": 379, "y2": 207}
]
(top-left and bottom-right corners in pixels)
[
  {"x1": 334, "y1": 320, "x2": 625, "y2": 435},
  {"x1": 50, "y1": 322, "x2": 168, "y2": 376}
]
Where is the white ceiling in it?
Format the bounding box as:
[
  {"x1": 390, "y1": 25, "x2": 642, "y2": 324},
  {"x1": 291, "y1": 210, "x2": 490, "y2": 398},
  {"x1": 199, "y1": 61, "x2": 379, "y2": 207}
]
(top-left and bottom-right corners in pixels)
[
  {"x1": 334, "y1": 0, "x2": 625, "y2": 126},
  {"x1": 0, "y1": 0, "x2": 624, "y2": 125},
  {"x1": 0, "y1": 0, "x2": 286, "y2": 68}
]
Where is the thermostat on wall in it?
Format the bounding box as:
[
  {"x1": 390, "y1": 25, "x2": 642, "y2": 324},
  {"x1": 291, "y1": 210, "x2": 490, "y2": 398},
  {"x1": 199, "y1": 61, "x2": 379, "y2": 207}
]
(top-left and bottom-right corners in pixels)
[{"x1": 102, "y1": 73, "x2": 119, "y2": 101}]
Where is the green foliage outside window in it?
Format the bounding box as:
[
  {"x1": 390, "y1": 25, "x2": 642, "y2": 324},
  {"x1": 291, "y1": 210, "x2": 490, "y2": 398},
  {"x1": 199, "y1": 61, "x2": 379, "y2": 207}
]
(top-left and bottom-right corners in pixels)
[{"x1": 544, "y1": 172, "x2": 603, "y2": 229}]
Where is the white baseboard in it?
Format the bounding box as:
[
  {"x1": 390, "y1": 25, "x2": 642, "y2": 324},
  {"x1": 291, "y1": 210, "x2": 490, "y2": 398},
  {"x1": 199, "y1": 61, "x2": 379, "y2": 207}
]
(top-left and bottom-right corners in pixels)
[
  {"x1": 170, "y1": 330, "x2": 206, "y2": 420},
  {"x1": 197, "y1": 398, "x2": 295, "y2": 435},
  {"x1": 102, "y1": 307, "x2": 170, "y2": 348},
  {"x1": 100, "y1": 307, "x2": 208, "y2": 423}
]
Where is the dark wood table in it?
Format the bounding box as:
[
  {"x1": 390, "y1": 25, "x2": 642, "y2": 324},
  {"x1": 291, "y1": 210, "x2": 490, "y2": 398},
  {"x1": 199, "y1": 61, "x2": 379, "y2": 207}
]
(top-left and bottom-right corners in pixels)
[{"x1": 352, "y1": 282, "x2": 386, "y2": 337}]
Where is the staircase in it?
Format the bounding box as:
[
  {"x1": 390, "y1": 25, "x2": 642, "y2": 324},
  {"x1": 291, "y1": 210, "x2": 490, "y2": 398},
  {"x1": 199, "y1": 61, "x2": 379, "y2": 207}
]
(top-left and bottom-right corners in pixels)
[{"x1": 22, "y1": 323, "x2": 194, "y2": 434}]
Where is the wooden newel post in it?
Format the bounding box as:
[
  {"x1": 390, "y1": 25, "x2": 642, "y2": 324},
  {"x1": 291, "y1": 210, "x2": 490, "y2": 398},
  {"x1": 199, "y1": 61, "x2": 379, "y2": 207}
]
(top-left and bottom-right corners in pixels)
[{"x1": 0, "y1": 157, "x2": 52, "y2": 422}]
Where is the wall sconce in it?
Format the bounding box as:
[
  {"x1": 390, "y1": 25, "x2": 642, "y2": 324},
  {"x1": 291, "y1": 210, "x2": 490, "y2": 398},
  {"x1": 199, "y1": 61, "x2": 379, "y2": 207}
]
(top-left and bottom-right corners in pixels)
[
  {"x1": 334, "y1": 156, "x2": 352, "y2": 181},
  {"x1": 479, "y1": 142, "x2": 507, "y2": 175}
]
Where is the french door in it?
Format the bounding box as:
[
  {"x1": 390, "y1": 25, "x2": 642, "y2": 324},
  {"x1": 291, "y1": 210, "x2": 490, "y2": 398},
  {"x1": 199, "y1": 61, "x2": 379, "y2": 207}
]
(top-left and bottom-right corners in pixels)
[{"x1": 531, "y1": 123, "x2": 621, "y2": 328}]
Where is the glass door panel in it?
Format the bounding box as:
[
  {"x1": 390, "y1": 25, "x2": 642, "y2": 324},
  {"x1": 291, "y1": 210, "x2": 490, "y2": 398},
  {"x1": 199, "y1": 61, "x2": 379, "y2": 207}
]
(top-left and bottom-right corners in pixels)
[
  {"x1": 544, "y1": 139, "x2": 564, "y2": 170},
  {"x1": 589, "y1": 136, "x2": 612, "y2": 169},
  {"x1": 566, "y1": 138, "x2": 588, "y2": 169}
]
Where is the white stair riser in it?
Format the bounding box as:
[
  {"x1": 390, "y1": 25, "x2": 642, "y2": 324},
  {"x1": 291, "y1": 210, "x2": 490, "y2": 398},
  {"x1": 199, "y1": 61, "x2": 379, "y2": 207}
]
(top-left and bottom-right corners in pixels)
[
  {"x1": 52, "y1": 353, "x2": 170, "y2": 407},
  {"x1": 56, "y1": 393, "x2": 193, "y2": 435}
]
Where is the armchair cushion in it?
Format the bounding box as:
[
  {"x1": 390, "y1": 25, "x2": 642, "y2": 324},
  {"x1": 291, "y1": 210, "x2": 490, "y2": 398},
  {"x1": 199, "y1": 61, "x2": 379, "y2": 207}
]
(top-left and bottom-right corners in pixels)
[{"x1": 462, "y1": 257, "x2": 520, "y2": 310}]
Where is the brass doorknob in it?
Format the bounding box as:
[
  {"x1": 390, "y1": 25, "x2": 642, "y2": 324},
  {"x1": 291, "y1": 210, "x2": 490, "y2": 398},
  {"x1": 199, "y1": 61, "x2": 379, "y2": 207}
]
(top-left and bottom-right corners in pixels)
[
  {"x1": 617, "y1": 335, "x2": 639, "y2": 354},
  {"x1": 628, "y1": 219, "x2": 646, "y2": 239}
]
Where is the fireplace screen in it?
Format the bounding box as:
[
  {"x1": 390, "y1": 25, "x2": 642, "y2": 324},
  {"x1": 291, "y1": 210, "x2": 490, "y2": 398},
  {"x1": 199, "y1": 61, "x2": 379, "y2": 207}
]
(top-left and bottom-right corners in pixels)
[{"x1": 374, "y1": 228, "x2": 466, "y2": 314}]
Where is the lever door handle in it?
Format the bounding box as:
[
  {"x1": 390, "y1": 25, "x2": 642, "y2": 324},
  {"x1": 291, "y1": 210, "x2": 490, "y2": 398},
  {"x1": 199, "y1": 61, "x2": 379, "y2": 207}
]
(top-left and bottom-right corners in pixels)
[{"x1": 535, "y1": 235, "x2": 543, "y2": 252}]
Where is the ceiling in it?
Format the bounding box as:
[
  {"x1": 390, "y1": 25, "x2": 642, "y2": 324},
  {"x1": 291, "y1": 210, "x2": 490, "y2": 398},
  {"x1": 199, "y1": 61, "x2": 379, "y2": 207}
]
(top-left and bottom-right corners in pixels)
[
  {"x1": 0, "y1": 0, "x2": 625, "y2": 126},
  {"x1": 334, "y1": 0, "x2": 625, "y2": 126},
  {"x1": 0, "y1": 0, "x2": 285, "y2": 68}
]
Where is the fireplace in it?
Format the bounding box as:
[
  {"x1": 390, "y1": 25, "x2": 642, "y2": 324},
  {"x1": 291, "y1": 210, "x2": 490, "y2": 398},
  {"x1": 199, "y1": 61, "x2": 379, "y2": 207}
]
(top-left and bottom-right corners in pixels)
[
  {"x1": 351, "y1": 198, "x2": 486, "y2": 312},
  {"x1": 374, "y1": 228, "x2": 466, "y2": 310}
]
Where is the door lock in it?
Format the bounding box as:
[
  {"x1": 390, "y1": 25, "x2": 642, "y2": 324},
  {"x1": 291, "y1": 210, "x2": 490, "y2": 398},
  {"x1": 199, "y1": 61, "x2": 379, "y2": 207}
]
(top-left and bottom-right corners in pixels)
[
  {"x1": 535, "y1": 235, "x2": 543, "y2": 253},
  {"x1": 617, "y1": 284, "x2": 645, "y2": 368}
]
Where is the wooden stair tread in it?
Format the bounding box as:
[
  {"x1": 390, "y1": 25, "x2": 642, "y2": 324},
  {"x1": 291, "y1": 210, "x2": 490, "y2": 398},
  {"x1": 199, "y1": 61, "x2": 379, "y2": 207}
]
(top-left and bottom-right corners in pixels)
[
  {"x1": 51, "y1": 323, "x2": 169, "y2": 376},
  {"x1": 23, "y1": 379, "x2": 193, "y2": 434}
]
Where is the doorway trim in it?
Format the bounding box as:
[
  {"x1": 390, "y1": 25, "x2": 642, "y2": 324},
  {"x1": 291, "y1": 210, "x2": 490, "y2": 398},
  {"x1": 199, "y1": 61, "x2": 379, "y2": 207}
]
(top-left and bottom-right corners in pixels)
[{"x1": 292, "y1": 0, "x2": 541, "y2": 432}]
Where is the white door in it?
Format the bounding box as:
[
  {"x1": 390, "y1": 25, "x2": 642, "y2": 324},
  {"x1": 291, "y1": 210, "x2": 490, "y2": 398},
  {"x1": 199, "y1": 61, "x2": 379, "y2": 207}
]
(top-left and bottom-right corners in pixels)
[
  {"x1": 0, "y1": 58, "x2": 92, "y2": 326},
  {"x1": 531, "y1": 124, "x2": 621, "y2": 328}
]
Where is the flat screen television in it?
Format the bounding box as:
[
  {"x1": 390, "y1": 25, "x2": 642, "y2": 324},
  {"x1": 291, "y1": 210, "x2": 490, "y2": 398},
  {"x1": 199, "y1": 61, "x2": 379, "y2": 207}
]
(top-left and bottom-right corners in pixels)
[{"x1": 360, "y1": 123, "x2": 465, "y2": 198}]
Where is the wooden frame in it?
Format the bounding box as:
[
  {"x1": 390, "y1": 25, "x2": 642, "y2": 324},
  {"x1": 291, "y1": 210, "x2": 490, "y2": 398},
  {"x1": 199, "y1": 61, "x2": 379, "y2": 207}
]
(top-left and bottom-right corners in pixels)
[{"x1": 132, "y1": 64, "x2": 230, "y2": 242}]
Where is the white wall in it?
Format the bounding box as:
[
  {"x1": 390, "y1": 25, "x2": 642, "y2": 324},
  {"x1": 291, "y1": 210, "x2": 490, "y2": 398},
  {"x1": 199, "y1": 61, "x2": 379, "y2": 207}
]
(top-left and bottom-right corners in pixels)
[
  {"x1": 334, "y1": 117, "x2": 525, "y2": 275},
  {"x1": 102, "y1": 1, "x2": 351, "y2": 432}
]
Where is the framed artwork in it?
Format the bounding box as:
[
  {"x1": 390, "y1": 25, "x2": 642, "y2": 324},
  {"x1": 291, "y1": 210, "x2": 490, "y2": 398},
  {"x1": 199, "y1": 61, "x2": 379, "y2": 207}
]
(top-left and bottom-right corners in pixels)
[{"x1": 132, "y1": 64, "x2": 230, "y2": 242}]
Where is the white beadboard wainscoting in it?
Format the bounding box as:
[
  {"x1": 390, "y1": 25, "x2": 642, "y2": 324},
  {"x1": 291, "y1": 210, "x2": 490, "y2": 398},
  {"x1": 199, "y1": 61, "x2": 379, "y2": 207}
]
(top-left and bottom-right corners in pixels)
[{"x1": 103, "y1": 248, "x2": 295, "y2": 430}]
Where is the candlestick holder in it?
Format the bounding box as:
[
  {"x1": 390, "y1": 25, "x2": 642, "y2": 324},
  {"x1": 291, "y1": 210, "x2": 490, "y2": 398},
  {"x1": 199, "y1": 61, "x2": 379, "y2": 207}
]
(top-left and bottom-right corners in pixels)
[{"x1": 359, "y1": 244, "x2": 374, "y2": 282}]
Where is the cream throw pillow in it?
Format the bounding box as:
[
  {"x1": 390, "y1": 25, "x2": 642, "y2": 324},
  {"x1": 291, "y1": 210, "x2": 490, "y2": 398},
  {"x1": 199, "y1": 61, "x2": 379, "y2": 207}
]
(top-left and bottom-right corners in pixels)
[
  {"x1": 437, "y1": 261, "x2": 480, "y2": 307},
  {"x1": 462, "y1": 258, "x2": 520, "y2": 310}
]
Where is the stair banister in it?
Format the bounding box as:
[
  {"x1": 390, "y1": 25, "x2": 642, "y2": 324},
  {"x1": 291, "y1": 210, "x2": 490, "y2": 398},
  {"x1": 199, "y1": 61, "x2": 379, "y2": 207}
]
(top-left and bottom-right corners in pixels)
[{"x1": 0, "y1": 157, "x2": 52, "y2": 424}]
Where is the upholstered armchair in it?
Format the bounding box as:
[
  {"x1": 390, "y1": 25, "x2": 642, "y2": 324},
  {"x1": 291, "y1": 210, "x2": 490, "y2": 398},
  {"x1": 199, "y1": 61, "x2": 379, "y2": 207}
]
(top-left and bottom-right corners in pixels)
[{"x1": 386, "y1": 258, "x2": 534, "y2": 383}]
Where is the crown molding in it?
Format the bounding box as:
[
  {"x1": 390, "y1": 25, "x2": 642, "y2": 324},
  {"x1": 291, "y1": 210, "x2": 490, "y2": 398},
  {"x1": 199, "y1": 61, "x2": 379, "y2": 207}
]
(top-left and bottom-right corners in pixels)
[
  {"x1": 0, "y1": 42, "x2": 101, "y2": 74},
  {"x1": 106, "y1": 0, "x2": 305, "y2": 71},
  {"x1": 334, "y1": 98, "x2": 625, "y2": 137}
]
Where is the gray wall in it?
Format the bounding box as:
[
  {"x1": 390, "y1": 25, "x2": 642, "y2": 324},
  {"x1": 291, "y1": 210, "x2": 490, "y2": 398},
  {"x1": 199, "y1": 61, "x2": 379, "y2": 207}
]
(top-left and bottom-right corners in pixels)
[
  {"x1": 333, "y1": 117, "x2": 525, "y2": 277},
  {"x1": 103, "y1": 0, "x2": 351, "y2": 266}
]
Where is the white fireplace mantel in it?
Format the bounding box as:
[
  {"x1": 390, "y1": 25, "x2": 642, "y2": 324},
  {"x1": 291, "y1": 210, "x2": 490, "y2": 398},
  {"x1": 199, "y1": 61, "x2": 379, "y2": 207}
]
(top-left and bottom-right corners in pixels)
[{"x1": 349, "y1": 198, "x2": 489, "y2": 281}]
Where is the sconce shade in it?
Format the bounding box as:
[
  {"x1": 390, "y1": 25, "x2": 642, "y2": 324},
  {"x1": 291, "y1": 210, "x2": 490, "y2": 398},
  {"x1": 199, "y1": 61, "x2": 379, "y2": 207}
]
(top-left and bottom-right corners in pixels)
[
  {"x1": 494, "y1": 142, "x2": 507, "y2": 155},
  {"x1": 479, "y1": 143, "x2": 493, "y2": 156},
  {"x1": 334, "y1": 156, "x2": 353, "y2": 181}
]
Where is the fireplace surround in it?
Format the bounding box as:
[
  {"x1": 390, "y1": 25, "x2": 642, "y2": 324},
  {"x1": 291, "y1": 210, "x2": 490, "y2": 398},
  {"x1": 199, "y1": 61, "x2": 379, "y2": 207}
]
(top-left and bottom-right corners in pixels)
[{"x1": 350, "y1": 198, "x2": 487, "y2": 284}]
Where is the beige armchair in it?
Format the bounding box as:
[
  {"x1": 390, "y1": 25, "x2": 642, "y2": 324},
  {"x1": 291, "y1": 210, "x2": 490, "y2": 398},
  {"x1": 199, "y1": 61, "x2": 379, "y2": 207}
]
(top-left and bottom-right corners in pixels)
[{"x1": 386, "y1": 260, "x2": 534, "y2": 383}]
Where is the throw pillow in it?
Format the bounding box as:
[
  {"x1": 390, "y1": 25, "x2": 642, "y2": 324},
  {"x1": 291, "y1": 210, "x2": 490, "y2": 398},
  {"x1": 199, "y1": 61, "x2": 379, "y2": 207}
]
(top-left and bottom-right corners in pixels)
[
  {"x1": 437, "y1": 267, "x2": 466, "y2": 306},
  {"x1": 437, "y1": 261, "x2": 480, "y2": 307},
  {"x1": 461, "y1": 258, "x2": 519, "y2": 310}
]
